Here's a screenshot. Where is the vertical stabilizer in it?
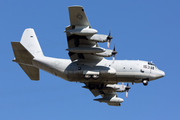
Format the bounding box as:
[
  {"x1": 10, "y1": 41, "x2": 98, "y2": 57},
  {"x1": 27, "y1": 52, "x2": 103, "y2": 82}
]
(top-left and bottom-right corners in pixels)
[{"x1": 20, "y1": 28, "x2": 44, "y2": 58}]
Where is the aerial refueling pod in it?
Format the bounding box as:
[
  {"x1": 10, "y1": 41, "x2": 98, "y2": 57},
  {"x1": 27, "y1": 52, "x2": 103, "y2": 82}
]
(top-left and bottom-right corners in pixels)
[
  {"x1": 65, "y1": 26, "x2": 97, "y2": 36},
  {"x1": 66, "y1": 47, "x2": 105, "y2": 53},
  {"x1": 94, "y1": 97, "x2": 124, "y2": 103}
]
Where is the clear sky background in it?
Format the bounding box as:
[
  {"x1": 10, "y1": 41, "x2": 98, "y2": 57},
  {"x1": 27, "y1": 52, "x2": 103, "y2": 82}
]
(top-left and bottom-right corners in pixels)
[{"x1": 1, "y1": 0, "x2": 180, "y2": 120}]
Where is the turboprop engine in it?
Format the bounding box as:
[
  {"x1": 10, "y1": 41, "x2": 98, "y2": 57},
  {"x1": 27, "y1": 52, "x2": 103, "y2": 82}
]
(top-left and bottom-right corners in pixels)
[
  {"x1": 105, "y1": 84, "x2": 130, "y2": 92},
  {"x1": 86, "y1": 32, "x2": 113, "y2": 48},
  {"x1": 104, "y1": 84, "x2": 131, "y2": 98}
]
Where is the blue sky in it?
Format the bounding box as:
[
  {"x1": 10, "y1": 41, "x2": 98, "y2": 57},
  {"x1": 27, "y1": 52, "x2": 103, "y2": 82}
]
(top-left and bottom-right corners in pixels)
[{"x1": 1, "y1": 0, "x2": 180, "y2": 120}]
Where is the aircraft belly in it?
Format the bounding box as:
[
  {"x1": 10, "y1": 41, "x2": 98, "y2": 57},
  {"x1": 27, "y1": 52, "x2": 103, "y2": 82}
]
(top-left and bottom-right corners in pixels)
[
  {"x1": 115, "y1": 71, "x2": 149, "y2": 82},
  {"x1": 67, "y1": 61, "x2": 117, "y2": 82}
]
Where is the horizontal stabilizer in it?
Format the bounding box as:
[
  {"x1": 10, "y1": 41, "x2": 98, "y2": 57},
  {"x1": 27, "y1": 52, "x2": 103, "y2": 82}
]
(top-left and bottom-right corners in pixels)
[
  {"x1": 11, "y1": 42, "x2": 33, "y2": 65},
  {"x1": 19, "y1": 64, "x2": 39, "y2": 80},
  {"x1": 11, "y1": 42, "x2": 39, "y2": 80}
]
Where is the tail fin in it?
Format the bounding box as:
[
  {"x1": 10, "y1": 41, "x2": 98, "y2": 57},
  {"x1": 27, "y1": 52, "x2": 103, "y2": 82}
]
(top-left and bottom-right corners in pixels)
[
  {"x1": 20, "y1": 28, "x2": 44, "y2": 57},
  {"x1": 11, "y1": 28, "x2": 43, "y2": 80}
]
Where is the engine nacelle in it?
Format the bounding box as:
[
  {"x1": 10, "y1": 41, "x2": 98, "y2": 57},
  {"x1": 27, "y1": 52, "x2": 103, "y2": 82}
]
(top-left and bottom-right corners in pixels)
[
  {"x1": 94, "y1": 49, "x2": 113, "y2": 57},
  {"x1": 86, "y1": 34, "x2": 108, "y2": 42},
  {"x1": 65, "y1": 26, "x2": 97, "y2": 36}
]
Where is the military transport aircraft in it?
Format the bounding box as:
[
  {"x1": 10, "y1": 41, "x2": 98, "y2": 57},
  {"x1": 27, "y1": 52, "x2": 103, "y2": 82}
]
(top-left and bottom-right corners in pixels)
[{"x1": 11, "y1": 6, "x2": 165, "y2": 106}]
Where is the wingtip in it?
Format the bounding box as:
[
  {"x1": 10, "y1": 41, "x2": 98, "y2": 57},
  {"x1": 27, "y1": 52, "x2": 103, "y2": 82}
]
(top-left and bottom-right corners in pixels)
[{"x1": 68, "y1": 5, "x2": 83, "y2": 8}]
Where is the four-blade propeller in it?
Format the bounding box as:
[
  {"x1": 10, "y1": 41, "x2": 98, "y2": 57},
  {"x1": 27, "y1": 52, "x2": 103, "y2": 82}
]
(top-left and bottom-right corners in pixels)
[
  {"x1": 107, "y1": 31, "x2": 113, "y2": 48},
  {"x1": 105, "y1": 31, "x2": 118, "y2": 63},
  {"x1": 125, "y1": 83, "x2": 131, "y2": 98},
  {"x1": 112, "y1": 45, "x2": 118, "y2": 63},
  {"x1": 122, "y1": 82, "x2": 131, "y2": 98}
]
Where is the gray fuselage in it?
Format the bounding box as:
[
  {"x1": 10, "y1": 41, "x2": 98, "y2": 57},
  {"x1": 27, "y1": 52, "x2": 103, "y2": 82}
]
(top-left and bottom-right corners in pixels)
[{"x1": 32, "y1": 56, "x2": 165, "y2": 85}]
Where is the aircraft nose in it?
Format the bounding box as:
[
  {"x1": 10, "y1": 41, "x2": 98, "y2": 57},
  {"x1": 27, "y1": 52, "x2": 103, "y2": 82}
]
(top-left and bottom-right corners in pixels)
[
  {"x1": 161, "y1": 71, "x2": 165, "y2": 77},
  {"x1": 157, "y1": 70, "x2": 165, "y2": 78}
]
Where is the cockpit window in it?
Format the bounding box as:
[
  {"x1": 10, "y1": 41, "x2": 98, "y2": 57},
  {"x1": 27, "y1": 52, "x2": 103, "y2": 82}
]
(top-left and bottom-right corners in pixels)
[
  {"x1": 148, "y1": 62, "x2": 158, "y2": 69},
  {"x1": 148, "y1": 62, "x2": 156, "y2": 66},
  {"x1": 148, "y1": 62, "x2": 155, "y2": 66},
  {"x1": 151, "y1": 66, "x2": 154, "y2": 70}
]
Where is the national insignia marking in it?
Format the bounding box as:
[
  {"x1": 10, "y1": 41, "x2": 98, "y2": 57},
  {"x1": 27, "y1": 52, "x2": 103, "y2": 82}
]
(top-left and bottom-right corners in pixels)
[{"x1": 76, "y1": 14, "x2": 83, "y2": 20}]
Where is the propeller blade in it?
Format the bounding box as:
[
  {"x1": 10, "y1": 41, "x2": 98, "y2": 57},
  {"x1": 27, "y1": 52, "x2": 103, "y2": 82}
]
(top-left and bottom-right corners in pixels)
[
  {"x1": 107, "y1": 41, "x2": 110, "y2": 48},
  {"x1": 126, "y1": 91, "x2": 128, "y2": 98},
  {"x1": 113, "y1": 45, "x2": 115, "y2": 51},
  {"x1": 112, "y1": 45, "x2": 117, "y2": 63},
  {"x1": 113, "y1": 56, "x2": 115, "y2": 63}
]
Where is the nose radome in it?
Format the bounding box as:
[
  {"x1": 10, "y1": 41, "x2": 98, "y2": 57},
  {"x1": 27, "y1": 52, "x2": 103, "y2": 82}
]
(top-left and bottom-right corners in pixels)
[
  {"x1": 161, "y1": 71, "x2": 165, "y2": 77},
  {"x1": 159, "y1": 70, "x2": 165, "y2": 78}
]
